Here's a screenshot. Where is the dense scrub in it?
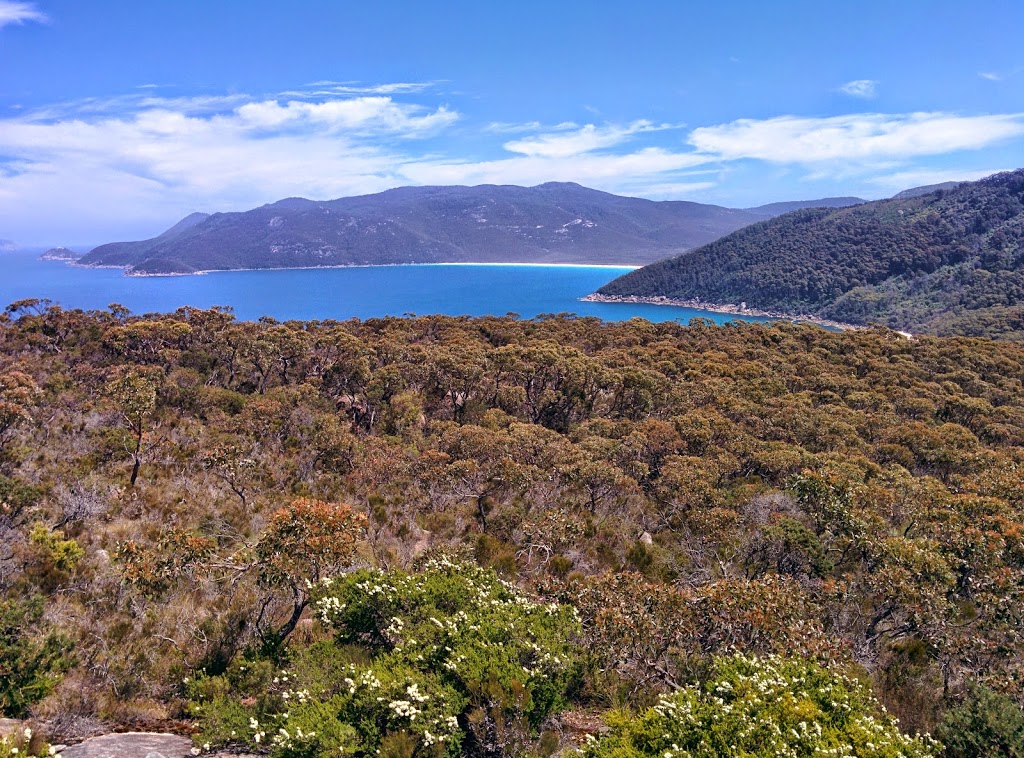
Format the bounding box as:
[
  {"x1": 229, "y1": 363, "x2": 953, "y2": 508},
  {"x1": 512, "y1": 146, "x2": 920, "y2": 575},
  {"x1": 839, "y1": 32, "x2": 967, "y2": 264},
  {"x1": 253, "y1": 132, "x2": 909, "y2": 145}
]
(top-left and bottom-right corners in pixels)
[
  {"x1": 600, "y1": 168, "x2": 1024, "y2": 338},
  {"x1": 4, "y1": 302, "x2": 1024, "y2": 752}
]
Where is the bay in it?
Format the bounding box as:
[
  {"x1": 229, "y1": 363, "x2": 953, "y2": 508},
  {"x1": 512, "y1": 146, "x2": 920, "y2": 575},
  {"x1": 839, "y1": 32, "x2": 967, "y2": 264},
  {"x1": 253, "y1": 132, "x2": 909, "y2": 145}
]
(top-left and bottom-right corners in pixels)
[{"x1": 0, "y1": 251, "x2": 772, "y2": 325}]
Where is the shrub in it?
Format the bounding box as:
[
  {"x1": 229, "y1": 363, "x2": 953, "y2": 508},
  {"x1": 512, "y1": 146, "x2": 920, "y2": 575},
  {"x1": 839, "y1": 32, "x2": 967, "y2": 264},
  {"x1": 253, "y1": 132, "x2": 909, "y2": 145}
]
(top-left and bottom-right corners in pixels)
[
  {"x1": 937, "y1": 684, "x2": 1024, "y2": 757},
  {"x1": 0, "y1": 473, "x2": 42, "y2": 524},
  {"x1": 0, "y1": 596, "x2": 73, "y2": 717},
  {"x1": 581, "y1": 653, "x2": 939, "y2": 758},
  {"x1": 314, "y1": 558, "x2": 579, "y2": 751},
  {"x1": 189, "y1": 558, "x2": 579, "y2": 757}
]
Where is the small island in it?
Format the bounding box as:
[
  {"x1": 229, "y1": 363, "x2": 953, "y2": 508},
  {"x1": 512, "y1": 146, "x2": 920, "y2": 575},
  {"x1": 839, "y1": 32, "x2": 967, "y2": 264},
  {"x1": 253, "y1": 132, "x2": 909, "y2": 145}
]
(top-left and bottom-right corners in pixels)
[{"x1": 38, "y1": 246, "x2": 82, "y2": 261}]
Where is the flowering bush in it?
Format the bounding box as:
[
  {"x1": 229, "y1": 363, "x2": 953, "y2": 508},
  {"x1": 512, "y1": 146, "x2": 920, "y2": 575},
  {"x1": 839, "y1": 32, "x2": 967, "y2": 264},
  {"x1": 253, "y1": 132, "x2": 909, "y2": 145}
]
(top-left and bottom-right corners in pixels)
[
  {"x1": 0, "y1": 726, "x2": 58, "y2": 758},
  {"x1": 580, "y1": 654, "x2": 939, "y2": 758},
  {"x1": 189, "y1": 558, "x2": 579, "y2": 756}
]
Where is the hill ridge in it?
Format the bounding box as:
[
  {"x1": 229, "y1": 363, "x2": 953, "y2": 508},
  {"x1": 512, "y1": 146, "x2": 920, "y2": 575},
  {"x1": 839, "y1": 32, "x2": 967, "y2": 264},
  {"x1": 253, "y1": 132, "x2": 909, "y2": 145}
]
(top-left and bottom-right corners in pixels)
[{"x1": 78, "y1": 183, "x2": 862, "y2": 275}]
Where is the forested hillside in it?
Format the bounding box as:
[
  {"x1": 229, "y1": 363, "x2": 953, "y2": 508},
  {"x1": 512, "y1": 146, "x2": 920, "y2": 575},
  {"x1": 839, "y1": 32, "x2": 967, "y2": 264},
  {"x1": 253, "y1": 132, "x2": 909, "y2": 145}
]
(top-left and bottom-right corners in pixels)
[
  {"x1": 6, "y1": 303, "x2": 1024, "y2": 754},
  {"x1": 599, "y1": 169, "x2": 1024, "y2": 338}
]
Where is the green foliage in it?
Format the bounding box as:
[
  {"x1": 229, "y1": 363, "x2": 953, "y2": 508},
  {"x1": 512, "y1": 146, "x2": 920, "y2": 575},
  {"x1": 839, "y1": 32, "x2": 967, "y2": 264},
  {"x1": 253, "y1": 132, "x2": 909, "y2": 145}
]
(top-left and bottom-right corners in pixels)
[
  {"x1": 0, "y1": 473, "x2": 42, "y2": 523},
  {"x1": 190, "y1": 559, "x2": 579, "y2": 756},
  {"x1": 115, "y1": 528, "x2": 217, "y2": 597},
  {"x1": 26, "y1": 522, "x2": 84, "y2": 590},
  {"x1": 937, "y1": 685, "x2": 1024, "y2": 757},
  {"x1": 29, "y1": 522, "x2": 83, "y2": 573},
  {"x1": 105, "y1": 367, "x2": 158, "y2": 433},
  {"x1": 581, "y1": 654, "x2": 939, "y2": 758},
  {"x1": 0, "y1": 596, "x2": 73, "y2": 717}
]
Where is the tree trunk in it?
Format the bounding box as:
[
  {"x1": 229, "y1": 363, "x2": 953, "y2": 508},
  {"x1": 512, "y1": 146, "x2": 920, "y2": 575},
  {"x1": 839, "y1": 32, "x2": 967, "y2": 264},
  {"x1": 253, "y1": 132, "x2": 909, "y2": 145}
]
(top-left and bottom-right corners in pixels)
[
  {"x1": 129, "y1": 431, "x2": 142, "y2": 488},
  {"x1": 275, "y1": 597, "x2": 308, "y2": 642}
]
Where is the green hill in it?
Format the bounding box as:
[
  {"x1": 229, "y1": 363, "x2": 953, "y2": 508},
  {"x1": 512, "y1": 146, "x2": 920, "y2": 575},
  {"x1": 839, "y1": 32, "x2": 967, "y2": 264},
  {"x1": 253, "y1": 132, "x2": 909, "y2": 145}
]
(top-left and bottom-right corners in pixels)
[{"x1": 598, "y1": 169, "x2": 1024, "y2": 338}]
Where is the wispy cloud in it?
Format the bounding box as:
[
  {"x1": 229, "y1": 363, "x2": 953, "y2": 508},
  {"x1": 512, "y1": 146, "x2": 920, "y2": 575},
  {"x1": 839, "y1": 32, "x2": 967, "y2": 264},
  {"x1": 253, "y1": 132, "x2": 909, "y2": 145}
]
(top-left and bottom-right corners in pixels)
[
  {"x1": 977, "y1": 66, "x2": 1024, "y2": 82},
  {"x1": 504, "y1": 121, "x2": 676, "y2": 158},
  {"x1": 305, "y1": 81, "x2": 436, "y2": 94},
  {"x1": 839, "y1": 79, "x2": 878, "y2": 98},
  {"x1": 281, "y1": 81, "x2": 440, "y2": 98},
  {"x1": 865, "y1": 167, "x2": 1008, "y2": 193},
  {"x1": 630, "y1": 180, "x2": 718, "y2": 198},
  {"x1": 689, "y1": 112, "x2": 1024, "y2": 163},
  {"x1": 484, "y1": 121, "x2": 577, "y2": 134},
  {"x1": 24, "y1": 92, "x2": 261, "y2": 121},
  {"x1": 401, "y1": 148, "x2": 711, "y2": 189},
  {"x1": 0, "y1": 0, "x2": 46, "y2": 29}
]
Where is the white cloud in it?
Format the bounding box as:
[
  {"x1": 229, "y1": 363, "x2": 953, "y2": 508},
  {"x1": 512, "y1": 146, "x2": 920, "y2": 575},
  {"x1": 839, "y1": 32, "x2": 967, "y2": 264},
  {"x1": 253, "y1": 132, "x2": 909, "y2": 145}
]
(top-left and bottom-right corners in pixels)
[
  {"x1": 978, "y1": 71, "x2": 1002, "y2": 81},
  {"x1": 688, "y1": 112, "x2": 1024, "y2": 163},
  {"x1": 0, "y1": 0, "x2": 45, "y2": 28},
  {"x1": 504, "y1": 121, "x2": 673, "y2": 158},
  {"x1": 233, "y1": 97, "x2": 457, "y2": 136},
  {"x1": 0, "y1": 94, "x2": 457, "y2": 243},
  {"x1": 839, "y1": 79, "x2": 878, "y2": 98}
]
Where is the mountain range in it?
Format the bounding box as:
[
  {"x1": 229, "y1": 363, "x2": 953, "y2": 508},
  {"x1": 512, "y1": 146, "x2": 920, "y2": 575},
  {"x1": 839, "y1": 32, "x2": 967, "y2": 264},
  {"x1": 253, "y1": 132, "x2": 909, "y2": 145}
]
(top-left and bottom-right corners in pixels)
[
  {"x1": 598, "y1": 169, "x2": 1024, "y2": 339},
  {"x1": 77, "y1": 183, "x2": 864, "y2": 275}
]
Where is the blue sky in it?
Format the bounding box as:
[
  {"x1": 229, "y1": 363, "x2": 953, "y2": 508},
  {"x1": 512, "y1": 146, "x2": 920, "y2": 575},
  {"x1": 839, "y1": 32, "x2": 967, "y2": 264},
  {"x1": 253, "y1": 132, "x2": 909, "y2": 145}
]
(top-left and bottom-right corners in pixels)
[{"x1": 1, "y1": 0, "x2": 1022, "y2": 246}]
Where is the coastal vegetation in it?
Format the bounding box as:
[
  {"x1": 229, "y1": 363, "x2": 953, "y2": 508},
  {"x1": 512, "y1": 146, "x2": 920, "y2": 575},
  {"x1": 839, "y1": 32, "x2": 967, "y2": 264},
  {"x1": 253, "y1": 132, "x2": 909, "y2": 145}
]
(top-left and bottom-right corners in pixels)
[
  {"x1": 5, "y1": 303, "x2": 1024, "y2": 753},
  {"x1": 599, "y1": 169, "x2": 1024, "y2": 339}
]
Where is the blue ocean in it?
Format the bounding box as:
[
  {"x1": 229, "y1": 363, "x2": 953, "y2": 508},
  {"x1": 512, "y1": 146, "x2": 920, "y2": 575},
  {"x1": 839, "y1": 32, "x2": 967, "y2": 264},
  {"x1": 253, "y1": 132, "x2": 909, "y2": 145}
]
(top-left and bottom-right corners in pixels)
[{"x1": 0, "y1": 251, "x2": 772, "y2": 325}]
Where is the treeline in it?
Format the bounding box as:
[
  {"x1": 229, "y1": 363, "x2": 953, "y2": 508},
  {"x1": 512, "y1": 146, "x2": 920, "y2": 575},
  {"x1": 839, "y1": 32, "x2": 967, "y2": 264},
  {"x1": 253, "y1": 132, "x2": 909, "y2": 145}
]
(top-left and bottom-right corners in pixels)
[
  {"x1": 4, "y1": 303, "x2": 1024, "y2": 754},
  {"x1": 600, "y1": 168, "x2": 1024, "y2": 338}
]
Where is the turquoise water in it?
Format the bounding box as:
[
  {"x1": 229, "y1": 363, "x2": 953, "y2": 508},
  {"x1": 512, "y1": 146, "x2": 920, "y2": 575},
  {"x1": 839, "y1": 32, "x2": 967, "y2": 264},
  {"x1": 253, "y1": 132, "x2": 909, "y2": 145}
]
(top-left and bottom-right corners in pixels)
[{"x1": 0, "y1": 252, "x2": 772, "y2": 325}]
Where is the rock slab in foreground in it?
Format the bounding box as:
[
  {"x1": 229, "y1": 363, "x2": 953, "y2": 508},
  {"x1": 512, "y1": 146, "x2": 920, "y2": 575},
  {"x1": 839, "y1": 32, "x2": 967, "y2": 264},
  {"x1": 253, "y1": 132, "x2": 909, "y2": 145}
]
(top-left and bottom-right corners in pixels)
[{"x1": 60, "y1": 732, "x2": 192, "y2": 758}]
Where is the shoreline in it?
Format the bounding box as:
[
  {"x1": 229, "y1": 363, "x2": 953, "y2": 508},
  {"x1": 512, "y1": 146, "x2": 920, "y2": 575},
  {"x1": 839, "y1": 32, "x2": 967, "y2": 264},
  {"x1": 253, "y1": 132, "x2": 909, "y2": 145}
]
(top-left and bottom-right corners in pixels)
[
  {"x1": 67, "y1": 260, "x2": 642, "y2": 277},
  {"x1": 580, "y1": 293, "x2": 864, "y2": 331}
]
